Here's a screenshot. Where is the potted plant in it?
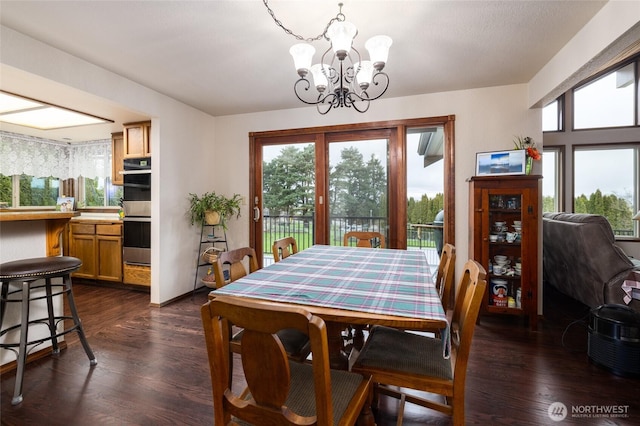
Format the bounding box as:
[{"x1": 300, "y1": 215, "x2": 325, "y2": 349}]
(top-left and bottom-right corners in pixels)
[{"x1": 188, "y1": 191, "x2": 242, "y2": 226}]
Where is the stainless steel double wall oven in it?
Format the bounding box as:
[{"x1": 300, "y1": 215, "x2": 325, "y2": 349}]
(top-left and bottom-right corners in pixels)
[{"x1": 122, "y1": 157, "x2": 151, "y2": 266}]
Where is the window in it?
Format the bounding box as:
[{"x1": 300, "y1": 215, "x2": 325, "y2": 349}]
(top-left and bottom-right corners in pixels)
[
  {"x1": 0, "y1": 173, "x2": 11, "y2": 207},
  {"x1": 573, "y1": 146, "x2": 639, "y2": 237},
  {"x1": 20, "y1": 175, "x2": 60, "y2": 206},
  {"x1": 0, "y1": 132, "x2": 118, "y2": 208},
  {"x1": 542, "y1": 98, "x2": 562, "y2": 132},
  {"x1": 81, "y1": 176, "x2": 122, "y2": 207},
  {"x1": 543, "y1": 54, "x2": 640, "y2": 239},
  {"x1": 542, "y1": 148, "x2": 562, "y2": 213},
  {"x1": 573, "y1": 62, "x2": 636, "y2": 130}
]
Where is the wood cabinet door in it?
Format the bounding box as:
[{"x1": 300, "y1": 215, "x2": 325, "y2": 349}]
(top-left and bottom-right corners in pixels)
[
  {"x1": 123, "y1": 121, "x2": 150, "y2": 158},
  {"x1": 71, "y1": 234, "x2": 97, "y2": 279},
  {"x1": 97, "y1": 235, "x2": 122, "y2": 281},
  {"x1": 111, "y1": 132, "x2": 124, "y2": 185}
]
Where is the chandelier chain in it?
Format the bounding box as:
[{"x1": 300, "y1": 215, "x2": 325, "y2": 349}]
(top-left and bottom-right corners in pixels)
[{"x1": 263, "y1": 0, "x2": 345, "y2": 42}]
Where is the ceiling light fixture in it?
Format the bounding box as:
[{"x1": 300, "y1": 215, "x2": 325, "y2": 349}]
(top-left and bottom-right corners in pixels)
[
  {"x1": 264, "y1": 1, "x2": 392, "y2": 114},
  {"x1": 0, "y1": 91, "x2": 112, "y2": 130}
]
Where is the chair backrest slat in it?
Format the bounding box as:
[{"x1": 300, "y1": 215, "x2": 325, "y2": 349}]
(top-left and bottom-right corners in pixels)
[
  {"x1": 343, "y1": 231, "x2": 386, "y2": 248},
  {"x1": 272, "y1": 236, "x2": 299, "y2": 262}
]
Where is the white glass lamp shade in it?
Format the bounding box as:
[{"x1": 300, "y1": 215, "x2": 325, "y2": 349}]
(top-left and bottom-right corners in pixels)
[
  {"x1": 290, "y1": 43, "x2": 316, "y2": 76},
  {"x1": 326, "y1": 21, "x2": 357, "y2": 58},
  {"x1": 633, "y1": 210, "x2": 640, "y2": 220},
  {"x1": 309, "y1": 64, "x2": 330, "y2": 92},
  {"x1": 365, "y1": 35, "x2": 392, "y2": 70},
  {"x1": 355, "y1": 61, "x2": 374, "y2": 89}
]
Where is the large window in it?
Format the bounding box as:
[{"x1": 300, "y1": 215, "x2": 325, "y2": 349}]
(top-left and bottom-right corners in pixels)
[
  {"x1": 0, "y1": 132, "x2": 119, "y2": 208},
  {"x1": 543, "y1": 54, "x2": 640, "y2": 238}
]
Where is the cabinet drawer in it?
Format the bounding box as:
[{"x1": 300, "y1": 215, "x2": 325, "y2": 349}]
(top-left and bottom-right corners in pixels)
[
  {"x1": 96, "y1": 224, "x2": 122, "y2": 236},
  {"x1": 71, "y1": 223, "x2": 95, "y2": 235}
]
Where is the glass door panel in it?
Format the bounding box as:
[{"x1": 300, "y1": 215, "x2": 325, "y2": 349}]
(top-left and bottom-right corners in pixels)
[
  {"x1": 328, "y1": 139, "x2": 388, "y2": 246},
  {"x1": 261, "y1": 143, "x2": 315, "y2": 266},
  {"x1": 406, "y1": 126, "x2": 444, "y2": 269}
]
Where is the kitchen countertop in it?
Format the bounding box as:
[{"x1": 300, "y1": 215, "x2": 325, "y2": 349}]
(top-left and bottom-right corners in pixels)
[
  {"x1": 71, "y1": 213, "x2": 121, "y2": 222},
  {"x1": 0, "y1": 211, "x2": 79, "y2": 222}
]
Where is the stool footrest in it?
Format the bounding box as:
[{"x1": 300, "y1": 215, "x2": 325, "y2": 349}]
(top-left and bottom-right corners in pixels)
[{"x1": 0, "y1": 316, "x2": 82, "y2": 349}]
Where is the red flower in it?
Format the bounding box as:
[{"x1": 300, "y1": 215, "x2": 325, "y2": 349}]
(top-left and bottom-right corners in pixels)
[
  {"x1": 527, "y1": 147, "x2": 541, "y2": 160},
  {"x1": 514, "y1": 136, "x2": 541, "y2": 161}
]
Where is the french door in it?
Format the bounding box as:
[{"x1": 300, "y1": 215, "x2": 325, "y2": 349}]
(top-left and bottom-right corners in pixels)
[{"x1": 249, "y1": 117, "x2": 455, "y2": 267}]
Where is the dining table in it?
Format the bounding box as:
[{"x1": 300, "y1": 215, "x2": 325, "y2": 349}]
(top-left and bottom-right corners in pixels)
[{"x1": 209, "y1": 244, "x2": 448, "y2": 370}]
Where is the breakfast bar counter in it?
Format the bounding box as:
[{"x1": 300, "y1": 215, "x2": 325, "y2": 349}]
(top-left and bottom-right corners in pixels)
[
  {"x1": 0, "y1": 211, "x2": 78, "y2": 257},
  {"x1": 0, "y1": 210, "x2": 80, "y2": 369}
]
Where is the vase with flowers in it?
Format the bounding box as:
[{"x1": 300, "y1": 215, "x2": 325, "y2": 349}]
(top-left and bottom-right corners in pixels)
[{"x1": 514, "y1": 136, "x2": 541, "y2": 175}]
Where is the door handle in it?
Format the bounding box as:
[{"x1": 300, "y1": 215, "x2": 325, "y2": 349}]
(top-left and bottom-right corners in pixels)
[{"x1": 253, "y1": 206, "x2": 261, "y2": 222}]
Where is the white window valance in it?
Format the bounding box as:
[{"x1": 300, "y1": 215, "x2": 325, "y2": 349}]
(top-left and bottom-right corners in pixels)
[{"x1": 0, "y1": 131, "x2": 111, "y2": 180}]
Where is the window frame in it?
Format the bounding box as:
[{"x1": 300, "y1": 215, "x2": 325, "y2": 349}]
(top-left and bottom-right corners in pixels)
[{"x1": 543, "y1": 54, "x2": 640, "y2": 241}]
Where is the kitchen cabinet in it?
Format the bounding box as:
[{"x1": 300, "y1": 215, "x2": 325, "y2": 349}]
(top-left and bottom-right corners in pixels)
[
  {"x1": 123, "y1": 121, "x2": 151, "y2": 158},
  {"x1": 123, "y1": 264, "x2": 150, "y2": 287},
  {"x1": 111, "y1": 131, "x2": 124, "y2": 185},
  {"x1": 70, "y1": 221, "x2": 123, "y2": 282},
  {"x1": 469, "y1": 175, "x2": 541, "y2": 330}
]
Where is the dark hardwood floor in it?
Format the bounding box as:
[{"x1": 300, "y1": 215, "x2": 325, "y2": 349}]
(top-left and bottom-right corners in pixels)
[{"x1": 2, "y1": 282, "x2": 639, "y2": 425}]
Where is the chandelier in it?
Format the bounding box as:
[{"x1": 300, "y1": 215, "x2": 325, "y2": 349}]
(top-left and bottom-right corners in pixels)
[{"x1": 264, "y1": 1, "x2": 392, "y2": 114}]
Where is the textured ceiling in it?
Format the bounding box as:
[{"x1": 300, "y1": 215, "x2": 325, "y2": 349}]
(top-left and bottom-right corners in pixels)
[{"x1": 0, "y1": 0, "x2": 608, "y2": 141}]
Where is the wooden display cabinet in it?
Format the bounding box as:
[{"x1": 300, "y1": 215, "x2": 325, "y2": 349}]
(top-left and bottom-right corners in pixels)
[
  {"x1": 123, "y1": 121, "x2": 151, "y2": 158},
  {"x1": 469, "y1": 175, "x2": 541, "y2": 330}
]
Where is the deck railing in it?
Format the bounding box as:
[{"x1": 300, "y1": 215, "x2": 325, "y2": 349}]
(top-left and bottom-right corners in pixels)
[{"x1": 262, "y1": 214, "x2": 441, "y2": 268}]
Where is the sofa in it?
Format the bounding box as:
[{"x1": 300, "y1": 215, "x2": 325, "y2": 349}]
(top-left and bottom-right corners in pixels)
[{"x1": 543, "y1": 212, "x2": 640, "y2": 312}]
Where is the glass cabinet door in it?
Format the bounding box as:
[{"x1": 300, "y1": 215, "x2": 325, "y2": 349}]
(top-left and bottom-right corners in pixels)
[{"x1": 486, "y1": 191, "x2": 525, "y2": 311}]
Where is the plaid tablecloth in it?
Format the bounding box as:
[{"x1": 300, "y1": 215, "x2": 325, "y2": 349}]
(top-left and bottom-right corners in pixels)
[{"x1": 214, "y1": 245, "x2": 446, "y2": 323}]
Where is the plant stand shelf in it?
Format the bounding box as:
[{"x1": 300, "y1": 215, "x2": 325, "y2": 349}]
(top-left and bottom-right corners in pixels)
[{"x1": 192, "y1": 222, "x2": 228, "y2": 296}]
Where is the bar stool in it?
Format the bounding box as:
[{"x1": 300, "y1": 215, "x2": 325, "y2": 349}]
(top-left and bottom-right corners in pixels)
[{"x1": 0, "y1": 256, "x2": 97, "y2": 405}]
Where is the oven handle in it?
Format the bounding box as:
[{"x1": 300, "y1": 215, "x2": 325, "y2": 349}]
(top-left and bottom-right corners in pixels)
[
  {"x1": 123, "y1": 217, "x2": 151, "y2": 222},
  {"x1": 120, "y1": 170, "x2": 151, "y2": 175}
]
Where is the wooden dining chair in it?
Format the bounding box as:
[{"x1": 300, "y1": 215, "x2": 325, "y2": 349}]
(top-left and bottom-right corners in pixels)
[
  {"x1": 272, "y1": 236, "x2": 298, "y2": 262},
  {"x1": 212, "y1": 247, "x2": 259, "y2": 289},
  {"x1": 212, "y1": 247, "x2": 311, "y2": 362},
  {"x1": 436, "y1": 243, "x2": 456, "y2": 312},
  {"x1": 343, "y1": 231, "x2": 386, "y2": 248},
  {"x1": 351, "y1": 259, "x2": 487, "y2": 426},
  {"x1": 201, "y1": 297, "x2": 375, "y2": 426}
]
